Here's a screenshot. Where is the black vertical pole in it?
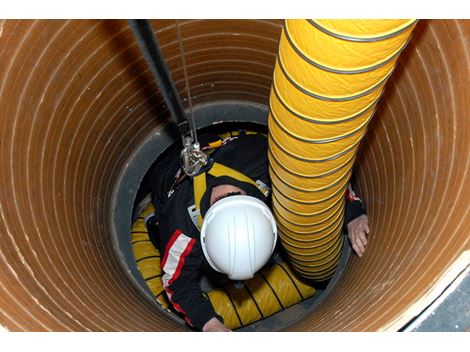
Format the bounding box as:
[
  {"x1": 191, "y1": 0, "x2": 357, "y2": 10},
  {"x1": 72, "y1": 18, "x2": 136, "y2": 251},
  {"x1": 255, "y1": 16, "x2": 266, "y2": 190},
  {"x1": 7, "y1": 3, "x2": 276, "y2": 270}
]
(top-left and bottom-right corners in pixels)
[{"x1": 128, "y1": 19, "x2": 190, "y2": 141}]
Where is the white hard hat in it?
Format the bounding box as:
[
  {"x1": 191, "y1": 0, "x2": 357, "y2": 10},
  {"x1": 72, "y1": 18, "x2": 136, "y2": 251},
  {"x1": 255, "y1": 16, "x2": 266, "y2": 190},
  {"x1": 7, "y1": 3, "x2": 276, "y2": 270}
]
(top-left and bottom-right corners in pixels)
[{"x1": 200, "y1": 195, "x2": 278, "y2": 281}]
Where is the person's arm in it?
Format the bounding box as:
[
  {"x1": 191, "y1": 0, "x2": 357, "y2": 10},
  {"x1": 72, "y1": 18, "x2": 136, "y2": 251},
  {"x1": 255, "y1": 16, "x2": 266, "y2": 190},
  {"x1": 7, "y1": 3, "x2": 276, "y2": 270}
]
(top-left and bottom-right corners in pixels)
[
  {"x1": 344, "y1": 184, "x2": 369, "y2": 258},
  {"x1": 159, "y1": 223, "x2": 229, "y2": 331}
]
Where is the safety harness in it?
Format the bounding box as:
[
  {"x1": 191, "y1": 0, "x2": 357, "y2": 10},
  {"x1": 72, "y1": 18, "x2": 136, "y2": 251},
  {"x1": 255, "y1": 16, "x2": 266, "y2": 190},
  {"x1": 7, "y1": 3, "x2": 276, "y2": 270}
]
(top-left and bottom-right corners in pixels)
[
  {"x1": 166, "y1": 134, "x2": 271, "y2": 230},
  {"x1": 193, "y1": 161, "x2": 271, "y2": 229}
]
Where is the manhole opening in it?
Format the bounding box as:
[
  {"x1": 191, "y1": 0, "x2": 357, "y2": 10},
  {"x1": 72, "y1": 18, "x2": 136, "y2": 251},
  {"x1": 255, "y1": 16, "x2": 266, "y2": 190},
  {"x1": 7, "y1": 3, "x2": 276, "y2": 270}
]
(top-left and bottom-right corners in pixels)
[{"x1": 112, "y1": 102, "x2": 350, "y2": 331}]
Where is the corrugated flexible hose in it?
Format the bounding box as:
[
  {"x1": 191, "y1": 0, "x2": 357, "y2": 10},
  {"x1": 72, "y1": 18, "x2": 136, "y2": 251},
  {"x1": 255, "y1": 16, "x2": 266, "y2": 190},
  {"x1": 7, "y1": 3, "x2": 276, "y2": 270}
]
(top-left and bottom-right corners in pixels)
[{"x1": 269, "y1": 19, "x2": 417, "y2": 280}]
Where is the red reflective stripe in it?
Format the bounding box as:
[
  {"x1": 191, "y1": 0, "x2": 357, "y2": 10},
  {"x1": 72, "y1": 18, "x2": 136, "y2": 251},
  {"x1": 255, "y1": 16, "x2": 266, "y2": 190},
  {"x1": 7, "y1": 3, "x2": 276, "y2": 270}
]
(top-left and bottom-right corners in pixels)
[
  {"x1": 165, "y1": 287, "x2": 193, "y2": 325},
  {"x1": 346, "y1": 189, "x2": 360, "y2": 202},
  {"x1": 161, "y1": 233, "x2": 196, "y2": 326},
  {"x1": 168, "y1": 238, "x2": 196, "y2": 286},
  {"x1": 164, "y1": 286, "x2": 194, "y2": 326},
  {"x1": 161, "y1": 229, "x2": 182, "y2": 268}
]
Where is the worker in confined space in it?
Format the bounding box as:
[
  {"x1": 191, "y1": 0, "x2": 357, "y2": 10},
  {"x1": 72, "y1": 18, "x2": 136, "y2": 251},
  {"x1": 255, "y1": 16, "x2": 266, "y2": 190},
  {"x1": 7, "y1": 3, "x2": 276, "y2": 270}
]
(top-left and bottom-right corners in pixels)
[{"x1": 147, "y1": 132, "x2": 369, "y2": 332}]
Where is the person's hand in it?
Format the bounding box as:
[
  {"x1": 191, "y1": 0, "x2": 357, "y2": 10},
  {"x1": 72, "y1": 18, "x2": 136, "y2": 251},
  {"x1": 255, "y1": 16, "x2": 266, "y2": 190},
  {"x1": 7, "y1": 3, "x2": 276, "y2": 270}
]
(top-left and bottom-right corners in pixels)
[
  {"x1": 202, "y1": 317, "x2": 232, "y2": 332},
  {"x1": 347, "y1": 214, "x2": 369, "y2": 257}
]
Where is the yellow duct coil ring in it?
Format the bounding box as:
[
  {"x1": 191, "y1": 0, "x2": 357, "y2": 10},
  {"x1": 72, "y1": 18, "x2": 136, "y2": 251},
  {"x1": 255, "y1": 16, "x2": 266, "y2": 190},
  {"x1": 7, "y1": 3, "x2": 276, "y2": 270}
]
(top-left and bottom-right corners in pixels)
[
  {"x1": 273, "y1": 188, "x2": 344, "y2": 217},
  {"x1": 274, "y1": 206, "x2": 345, "y2": 235},
  {"x1": 273, "y1": 62, "x2": 384, "y2": 121},
  {"x1": 270, "y1": 167, "x2": 351, "y2": 202},
  {"x1": 289, "y1": 257, "x2": 342, "y2": 275},
  {"x1": 268, "y1": 114, "x2": 366, "y2": 160},
  {"x1": 288, "y1": 240, "x2": 343, "y2": 264},
  {"x1": 290, "y1": 256, "x2": 340, "y2": 271},
  {"x1": 277, "y1": 220, "x2": 343, "y2": 243},
  {"x1": 282, "y1": 244, "x2": 343, "y2": 267},
  {"x1": 311, "y1": 19, "x2": 417, "y2": 40},
  {"x1": 272, "y1": 193, "x2": 345, "y2": 226},
  {"x1": 290, "y1": 258, "x2": 341, "y2": 273},
  {"x1": 290, "y1": 253, "x2": 341, "y2": 270},
  {"x1": 273, "y1": 196, "x2": 345, "y2": 225},
  {"x1": 269, "y1": 130, "x2": 361, "y2": 167},
  {"x1": 272, "y1": 172, "x2": 349, "y2": 197},
  {"x1": 290, "y1": 259, "x2": 339, "y2": 281},
  {"x1": 280, "y1": 236, "x2": 341, "y2": 256},
  {"x1": 274, "y1": 210, "x2": 345, "y2": 238},
  {"x1": 131, "y1": 202, "x2": 316, "y2": 330},
  {"x1": 285, "y1": 19, "x2": 416, "y2": 72},
  {"x1": 269, "y1": 19, "x2": 415, "y2": 280},
  {"x1": 278, "y1": 221, "x2": 344, "y2": 246},
  {"x1": 268, "y1": 145, "x2": 356, "y2": 180},
  {"x1": 273, "y1": 206, "x2": 344, "y2": 234},
  {"x1": 272, "y1": 180, "x2": 347, "y2": 205},
  {"x1": 278, "y1": 31, "x2": 397, "y2": 99},
  {"x1": 273, "y1": 184, "x2": 345, "y2": 215},
  {"x1": 270, "y1": 88, "x2": 376, "y2": 141},
  {"x1": 281, "y1": 228, "x2": 342, "y2": 256},
  {"x1": 280, "y1": 227, "x2": 343, "y2": 254}
]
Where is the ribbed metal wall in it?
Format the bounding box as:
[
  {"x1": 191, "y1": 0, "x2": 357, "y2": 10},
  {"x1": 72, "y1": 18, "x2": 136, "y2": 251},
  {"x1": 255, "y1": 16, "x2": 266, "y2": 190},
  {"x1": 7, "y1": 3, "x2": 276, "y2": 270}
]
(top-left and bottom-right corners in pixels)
[{"x1": 0, "y1": 19, "x2": 469, "y2": 331}]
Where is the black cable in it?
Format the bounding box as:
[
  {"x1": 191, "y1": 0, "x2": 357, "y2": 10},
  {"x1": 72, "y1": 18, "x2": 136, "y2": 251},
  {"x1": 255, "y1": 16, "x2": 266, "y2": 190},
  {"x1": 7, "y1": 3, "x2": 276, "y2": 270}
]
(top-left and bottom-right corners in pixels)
[{"x1": 128, "y1": 19, "x2": 190, "y2": 142}]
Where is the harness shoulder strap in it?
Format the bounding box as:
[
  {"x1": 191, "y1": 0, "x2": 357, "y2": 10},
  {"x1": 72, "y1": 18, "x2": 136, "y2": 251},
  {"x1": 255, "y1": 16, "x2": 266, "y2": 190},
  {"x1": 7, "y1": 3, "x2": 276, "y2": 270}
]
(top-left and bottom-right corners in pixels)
[
  {"x1": 193, "y1": 172, "x2": 207, "y2": 228},
  {"x1": 210, "y1": 163, "x2": 271, "y2": 197},
  {"x1": 192, "y1": 161, "x2": 271, "y2": 229},
  {"x1": 208, "y1": 163, "x2": 259, "y2": 189}
]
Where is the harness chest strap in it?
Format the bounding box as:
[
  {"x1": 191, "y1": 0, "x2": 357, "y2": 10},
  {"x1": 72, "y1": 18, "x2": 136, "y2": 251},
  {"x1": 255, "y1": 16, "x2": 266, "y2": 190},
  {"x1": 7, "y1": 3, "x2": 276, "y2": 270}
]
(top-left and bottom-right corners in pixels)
[{"x1": 193, "y1": 162, "x2": 270, "y2": 228}]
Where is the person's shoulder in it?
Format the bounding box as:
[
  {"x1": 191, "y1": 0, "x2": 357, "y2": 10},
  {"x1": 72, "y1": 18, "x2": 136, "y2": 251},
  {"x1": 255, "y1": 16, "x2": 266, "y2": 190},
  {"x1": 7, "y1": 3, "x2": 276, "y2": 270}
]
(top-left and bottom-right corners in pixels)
[{"x1": 158, "y1": 185, "x2": 201, "y2": 238}]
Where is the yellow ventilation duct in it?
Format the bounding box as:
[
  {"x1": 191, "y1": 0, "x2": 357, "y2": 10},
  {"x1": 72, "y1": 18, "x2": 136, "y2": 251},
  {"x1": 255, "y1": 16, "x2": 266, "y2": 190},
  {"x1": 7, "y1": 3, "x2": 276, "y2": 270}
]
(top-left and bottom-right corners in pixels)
[{"x1": 269, "y1": 19, "x2": 417, "y2": 280}]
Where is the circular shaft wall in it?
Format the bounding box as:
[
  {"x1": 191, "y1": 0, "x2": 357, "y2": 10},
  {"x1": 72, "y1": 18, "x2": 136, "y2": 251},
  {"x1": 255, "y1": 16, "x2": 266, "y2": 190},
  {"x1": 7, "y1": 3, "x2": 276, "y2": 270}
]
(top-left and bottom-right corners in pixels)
[{"x1": 0, "y1": 19, "x2": 469, "y2": 331}]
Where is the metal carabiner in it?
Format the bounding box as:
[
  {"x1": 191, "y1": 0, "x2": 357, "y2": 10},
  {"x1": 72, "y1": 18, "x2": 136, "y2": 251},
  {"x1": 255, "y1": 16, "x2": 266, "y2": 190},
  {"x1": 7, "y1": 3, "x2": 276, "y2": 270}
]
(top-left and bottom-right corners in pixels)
[{"x1": 180, "y1": 136, "x2": 209, "y2": 177}]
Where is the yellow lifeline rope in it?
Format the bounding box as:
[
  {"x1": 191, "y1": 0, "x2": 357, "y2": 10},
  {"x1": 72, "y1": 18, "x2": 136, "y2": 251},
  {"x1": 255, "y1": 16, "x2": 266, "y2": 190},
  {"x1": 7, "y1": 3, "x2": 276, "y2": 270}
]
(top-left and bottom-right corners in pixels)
[{"x1": 131, "y1": 202, "x2": 316, "y2": 330}]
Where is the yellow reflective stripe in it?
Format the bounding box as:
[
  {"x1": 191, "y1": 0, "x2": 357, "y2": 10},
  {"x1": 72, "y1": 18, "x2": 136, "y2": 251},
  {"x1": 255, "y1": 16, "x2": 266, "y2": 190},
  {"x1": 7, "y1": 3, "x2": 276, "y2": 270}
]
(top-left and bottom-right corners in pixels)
[
  {"x1": 207, "y1": 140, "x2": 223, "y2": 149},
  {"x1": 209, "y1": 162, "x2": 259, "y2": 189},
  {"x1": 194, "y1": 173, "x2": 207, "y2": 228},
  {"x1": 193, "y1": 162, "x2": 267, "y2": 228}
]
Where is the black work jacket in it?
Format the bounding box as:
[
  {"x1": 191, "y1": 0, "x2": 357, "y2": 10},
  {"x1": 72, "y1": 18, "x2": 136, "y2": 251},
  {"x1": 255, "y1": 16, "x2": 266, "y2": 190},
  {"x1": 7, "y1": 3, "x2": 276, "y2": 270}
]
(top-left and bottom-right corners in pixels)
[{"x1": 149, "y1": 133, "x2": 364, "y2": 330}]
